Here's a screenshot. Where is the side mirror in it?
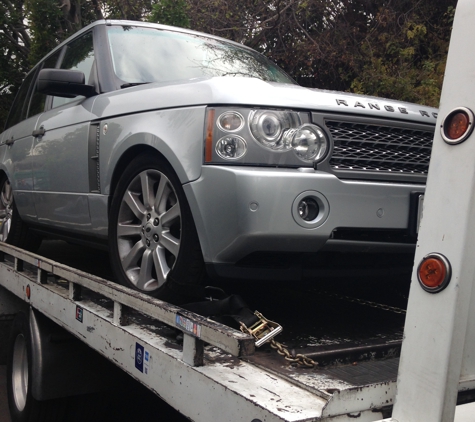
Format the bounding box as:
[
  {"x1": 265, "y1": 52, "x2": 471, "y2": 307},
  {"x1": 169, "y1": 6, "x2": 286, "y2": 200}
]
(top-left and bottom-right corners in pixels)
[{"x1": 37, "y1": 68, "x2": 97, "y2": 98}]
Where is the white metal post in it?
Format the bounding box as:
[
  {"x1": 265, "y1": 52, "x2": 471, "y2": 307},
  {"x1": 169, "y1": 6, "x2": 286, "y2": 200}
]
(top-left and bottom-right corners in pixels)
[{"x1": 390, "y1": 1, "x2": 475, "y2": 421}]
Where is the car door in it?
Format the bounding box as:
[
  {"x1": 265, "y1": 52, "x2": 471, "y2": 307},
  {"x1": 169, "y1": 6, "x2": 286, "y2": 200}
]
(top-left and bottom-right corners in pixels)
[
  {"x1": 31, "y1": 31, "x2": 97, "y2": 232},
  {"x1": 1, "y1": 50, "x2": 61, "y2": 223}
]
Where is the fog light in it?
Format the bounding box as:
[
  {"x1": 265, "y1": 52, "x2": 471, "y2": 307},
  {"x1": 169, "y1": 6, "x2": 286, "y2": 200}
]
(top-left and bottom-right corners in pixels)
[
  {"x1": 298, "y1": 197, "x2": 319, "y2": 221},
  {"x1": 292, "y1": 191, "x2": 329, "y2": 228},
  {"x1": 216, "y1": 135, "x2": 247, "y2": 160}
]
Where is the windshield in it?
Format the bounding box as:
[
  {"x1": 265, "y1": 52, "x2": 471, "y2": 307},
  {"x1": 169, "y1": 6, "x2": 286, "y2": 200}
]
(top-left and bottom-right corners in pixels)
[{"x1": 107, "y1": 25, "x2": 295, "y2": 85}]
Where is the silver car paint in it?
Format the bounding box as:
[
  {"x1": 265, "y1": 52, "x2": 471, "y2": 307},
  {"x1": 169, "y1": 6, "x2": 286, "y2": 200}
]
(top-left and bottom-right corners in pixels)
[
  {"x1": 2, "y1": 114, "x2": 43, "y2": 221},
  {"x1": 29, "y1": 97, "x2": 97, "y2": 231},
  {"x1": 0, "y1": 20, "x2": 436, "y2": 269},
  {"x1": 4, "y1": 76, "x2": 433, "y2": 248},
  {"x1": 85, "y1": 78, "x2": 434, "y2": 246},
  {"x1": 90, "y1": 76, "x2": 437, "y2": 126},
  {"x1": 96, "y1": 104, "x2": 207, "y2": 191},
  {"x1": 185, "y1": 166, "x2": 422, "y2": 264}
]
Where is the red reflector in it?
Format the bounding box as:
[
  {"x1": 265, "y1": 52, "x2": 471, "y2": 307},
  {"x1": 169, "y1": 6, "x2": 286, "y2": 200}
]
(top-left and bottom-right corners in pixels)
[
  {"x1": 446, "y1": 112, "x2": 469, "y2": 140},
  {"x1": 26, "y1": 284, "x2": 31, "y2": 299},
  {"x1": 417, "y1": 253, "x2": 451, "y2": 293}
]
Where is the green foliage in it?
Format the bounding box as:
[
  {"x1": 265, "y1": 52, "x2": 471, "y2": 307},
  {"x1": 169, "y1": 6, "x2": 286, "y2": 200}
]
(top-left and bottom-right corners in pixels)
[
  {"x1": 349, "y1": 2, "x2": 453, "y2": 107},
  {"x1": 148, "y1": 0, "x2": 190, "y2": 28},
  {"x1": 26, "y1": 0, "x2": 63, "y2": 66},
  {"x1": 102, "y1": 0, "x2": 153, "y2": 20},
  {"x1": 0, "y1": 0, "x2": 29, "y2": 128}
]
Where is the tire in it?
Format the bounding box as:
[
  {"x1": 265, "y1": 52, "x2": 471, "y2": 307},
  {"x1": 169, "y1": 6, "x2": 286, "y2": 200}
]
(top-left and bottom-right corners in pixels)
[
  {"x1": 7, "y1": 313, "x2": 67, "y2": 422},
  {"x1": 109, "y1": 153, "x2": 205, "y2": 301},
  {"x1": 0, "y1": 176, "x2": 41, "y2": 252}
]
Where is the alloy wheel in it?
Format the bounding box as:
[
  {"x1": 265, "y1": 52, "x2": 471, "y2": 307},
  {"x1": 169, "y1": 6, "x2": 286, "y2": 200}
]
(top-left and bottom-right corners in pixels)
[
  {"x1": 0, "y1": 180, "x2": 12, "y2": 242},
  {"x1": 116, "y1": 169, "x2": 181, "y2": 292}
]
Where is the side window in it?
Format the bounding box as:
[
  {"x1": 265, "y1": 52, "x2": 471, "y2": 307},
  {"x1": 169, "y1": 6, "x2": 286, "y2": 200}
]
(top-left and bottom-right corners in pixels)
[
  {"x1": 4, "y1": 70, "x2": 37, "y2": 130},
  {"x1": 28, "y1": 50, "x2": 62, "y2": 118},
  {"x1": 52, "y1": 32, "x2": 95, "y2": 109}
]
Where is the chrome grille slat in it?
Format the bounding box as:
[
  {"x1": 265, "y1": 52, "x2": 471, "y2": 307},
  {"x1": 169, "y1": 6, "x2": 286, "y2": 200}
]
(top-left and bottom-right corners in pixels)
[{"x1": 326, "y1": 120, "x2": 433, "y2": 174}]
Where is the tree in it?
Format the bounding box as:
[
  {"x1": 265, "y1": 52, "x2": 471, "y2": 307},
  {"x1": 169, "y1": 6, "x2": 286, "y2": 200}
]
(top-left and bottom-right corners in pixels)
[
  {"x1": 148, "y1": 0, "x2": 190, "y2": 28},
  {"x1": 0, "y1": 0, "x2": 104, "y2": 127},
  {"x1": 0, "y1": 0, "x2": 151, "y2": 129},
  {"x1": 351, "y1": 2, "x2": 455, "y2": 106},
  {"x1": 0, "y1": 0, "x2": 30, "y2": 127},
  {"x1": 0, "y1": 0, "x2": 458, "y2": 130},
  {"x1": 183, "y1": 0, "x2": 455, "y2": 107}
]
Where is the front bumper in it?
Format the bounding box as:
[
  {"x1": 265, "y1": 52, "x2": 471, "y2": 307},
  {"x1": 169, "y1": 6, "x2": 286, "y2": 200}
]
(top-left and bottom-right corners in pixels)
[{"x1": 184, "y1": 166, "x2": 423, "y2": 266}]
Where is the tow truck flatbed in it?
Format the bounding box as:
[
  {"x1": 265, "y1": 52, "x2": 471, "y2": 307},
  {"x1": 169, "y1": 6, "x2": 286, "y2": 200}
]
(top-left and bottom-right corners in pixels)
[{"x1": 0, "y1": 240, "x2": 414, "y2": 421}]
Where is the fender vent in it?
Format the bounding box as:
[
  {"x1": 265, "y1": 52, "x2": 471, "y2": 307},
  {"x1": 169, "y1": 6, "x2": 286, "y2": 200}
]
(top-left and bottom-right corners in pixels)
[{"x1": 88, "y1": 123, "x2": 100, "y2": 193}]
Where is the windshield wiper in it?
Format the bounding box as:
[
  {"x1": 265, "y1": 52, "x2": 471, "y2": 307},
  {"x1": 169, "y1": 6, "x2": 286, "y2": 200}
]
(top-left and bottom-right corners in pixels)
[{"x1": 121, "y1": 82, "x2": 150, "y2": 88}]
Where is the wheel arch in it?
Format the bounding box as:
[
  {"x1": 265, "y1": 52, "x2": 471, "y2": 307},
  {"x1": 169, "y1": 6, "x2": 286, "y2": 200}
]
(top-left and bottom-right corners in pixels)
[
  {"x1": 108, "y1": 144, "x2": 163, "y2": 202},
  {"x1": 105, "y1": 130, "x2": 201, "y2": 194},
  {"x1": 102, "y1": 108, "x2": 205, "y2": 198},
  {"x1": 106, "y1": 137, "x2": 201, "y2": 220}
]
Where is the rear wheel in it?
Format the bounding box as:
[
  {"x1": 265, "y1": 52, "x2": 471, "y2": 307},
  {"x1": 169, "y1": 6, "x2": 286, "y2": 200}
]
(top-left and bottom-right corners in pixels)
[
  {"x1": 0, "y1": 176, "x2": 41, "y2": 251},
  {"x1": 109, "y1": 153, "x2": 205, "y2": 301},
  {"x1": 7, "y1": 313, "x2": 66, "y2": 422}
]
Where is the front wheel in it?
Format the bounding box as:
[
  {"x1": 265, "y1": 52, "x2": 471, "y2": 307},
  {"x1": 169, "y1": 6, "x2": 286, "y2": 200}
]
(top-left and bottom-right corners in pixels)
[{"x1": 109, "y1": 153, "x2": 205, "y2": 301}]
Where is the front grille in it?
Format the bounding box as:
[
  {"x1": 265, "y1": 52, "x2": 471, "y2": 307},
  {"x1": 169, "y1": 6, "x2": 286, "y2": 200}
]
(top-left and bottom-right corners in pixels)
[{"x1": 326, "y1": 120, "x2": 433, "y2": 174}]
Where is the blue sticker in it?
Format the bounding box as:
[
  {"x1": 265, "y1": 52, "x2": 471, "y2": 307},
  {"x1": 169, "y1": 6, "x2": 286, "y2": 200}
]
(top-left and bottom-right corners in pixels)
[
  {"x1": 135, "y1": 342, "x2": 144, "y2": 373},
  {"x1": 145, "y1": 350, "x2": 149, "y2": 362},
  {"x1": 76, "y1": 306, "x2": 83, "y2": 323}
]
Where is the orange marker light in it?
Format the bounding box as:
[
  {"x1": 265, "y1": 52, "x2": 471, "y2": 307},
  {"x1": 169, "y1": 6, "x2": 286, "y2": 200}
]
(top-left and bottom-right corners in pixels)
[
  {"x1": 441, "y1": 107, "x2": 474, "y2": 144},
  {"x1": 26, "y1": 284, "x2": 31, "y2": 299},
  {"x1": 205, "y1": 109, "x2": 216, "y2": 163},
  {"x1": 446, "y1": 111, "x2": 469, "y2": 140},
  {"x1": 417, "y1": 253, "x2": 451, "y2": 293}
]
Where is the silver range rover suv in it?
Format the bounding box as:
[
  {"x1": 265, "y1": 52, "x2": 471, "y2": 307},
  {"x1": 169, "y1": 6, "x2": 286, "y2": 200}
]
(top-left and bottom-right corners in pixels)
[{"x1": 0, "y1": 20, "x2": 436, "y2": 299}]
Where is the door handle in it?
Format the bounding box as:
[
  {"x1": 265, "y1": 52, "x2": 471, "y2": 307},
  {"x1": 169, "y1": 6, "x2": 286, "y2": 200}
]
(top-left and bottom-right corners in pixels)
[
  {"x1": 32, "y1": 126, "x2": 46, "y2": 137},
  {"x1": 5, "y1": 137, "x2": 14, "y2": 146}
]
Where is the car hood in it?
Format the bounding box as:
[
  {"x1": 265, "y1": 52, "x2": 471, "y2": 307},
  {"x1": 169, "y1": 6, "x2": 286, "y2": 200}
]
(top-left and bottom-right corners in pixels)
[{"x1": 93, "y1": 77, "x2": 438, "y2": 125}]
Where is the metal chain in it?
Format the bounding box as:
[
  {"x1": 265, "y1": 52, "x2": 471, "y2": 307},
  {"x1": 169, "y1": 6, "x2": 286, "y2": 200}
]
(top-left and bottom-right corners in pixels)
[
  {"x1": 269, "y1": 338, "x2": 317, "y2": 368},
  {"x1": 261, "y1": 289, "x2": 405, "y2": 367},
  {"x1": 319, "y1": 291, "x2": 407, "y2": 314},
  {"x1": 239, "y1": 325, "x2": 318, "y2": 368},
  {"x1": 241, "y1": 290, "x2": 405, "y2": 368}
]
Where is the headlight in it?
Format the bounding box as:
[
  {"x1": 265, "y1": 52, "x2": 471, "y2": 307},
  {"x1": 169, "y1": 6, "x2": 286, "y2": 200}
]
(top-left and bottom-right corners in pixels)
[
  {"x1": 215, "y1": 135, "x2": 247, "y2": 159},
  {"x1": 291, "y1": 124, "x2": 328, "y2": 162},
  {"x1": 249, "y1": 110, "x2": 300, "y2": 150},
  {"x1": 205, "y1": 107, "x2": 332, "y2": 167},
  {"x1": 217, "y1": 111, "x2": 244, "y2": 132}
]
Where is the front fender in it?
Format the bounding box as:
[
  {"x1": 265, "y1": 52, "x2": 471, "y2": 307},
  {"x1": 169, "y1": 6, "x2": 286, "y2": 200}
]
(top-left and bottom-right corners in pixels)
[{"x1": 98, "y1": 106, "x2": 206, "y2": 195}]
